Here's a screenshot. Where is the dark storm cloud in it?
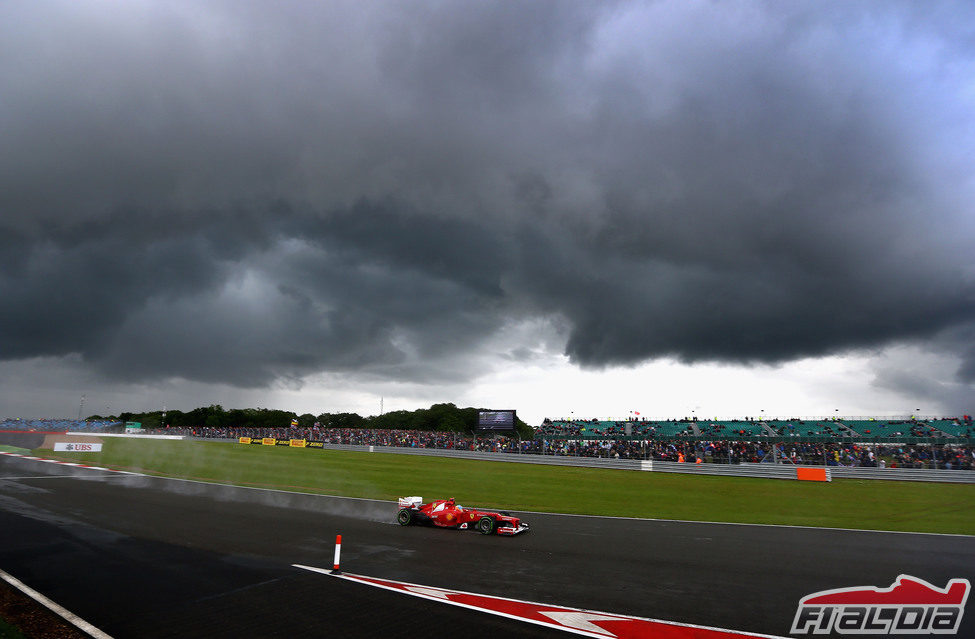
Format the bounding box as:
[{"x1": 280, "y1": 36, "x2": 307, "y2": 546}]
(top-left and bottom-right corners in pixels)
[{"x1": 1, "y1": 0, "x2": 974, "y2": 387}]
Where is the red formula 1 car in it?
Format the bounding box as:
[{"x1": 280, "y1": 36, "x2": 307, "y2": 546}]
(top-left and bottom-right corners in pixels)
[{"x1": 396, "y1": 497, "x2": 529, "y2": 535}]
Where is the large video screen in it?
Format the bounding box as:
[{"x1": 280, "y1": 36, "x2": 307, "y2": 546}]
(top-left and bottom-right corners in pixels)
[{"x1": 477, "y1": 410, "x2": 517, "y2": 431}]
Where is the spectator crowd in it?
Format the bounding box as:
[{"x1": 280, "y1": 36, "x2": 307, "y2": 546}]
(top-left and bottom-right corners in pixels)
[
  {"x1": 138, "y1": 423, "x2": 975, "y2": 470},
  {"x1": 5, "y1": 414, "x2": 970, "y2": 470}
]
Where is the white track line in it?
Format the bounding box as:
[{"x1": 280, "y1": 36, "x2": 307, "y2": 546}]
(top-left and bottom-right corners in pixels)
[
  {"x1": 144, "y1": 475, "x2": 973, "y2": 538},
  {"x1": 511, "y1": 508, "x2": 975, "y2": 539},
  {"x1": 0, "y1": 568, "x2": 113, "y2": 639}
]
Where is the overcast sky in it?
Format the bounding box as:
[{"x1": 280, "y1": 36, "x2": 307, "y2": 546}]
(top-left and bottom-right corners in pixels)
[{"x1": 2, "y1": 1, "x2": 974, "y2": 424}]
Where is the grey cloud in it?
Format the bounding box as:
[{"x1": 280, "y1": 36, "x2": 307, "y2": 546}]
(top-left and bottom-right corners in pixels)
[
  {"x1": 870, "y1": 338, "x2": 975, "y2": 416},
  {"x1": 2, "y1": 1, "x2": 975, "y2": 392}
]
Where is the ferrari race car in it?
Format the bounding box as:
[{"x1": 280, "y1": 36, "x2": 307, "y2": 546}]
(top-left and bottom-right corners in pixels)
[{"x1": 396, "y1": 497, "x2": 529, "y2": 535}]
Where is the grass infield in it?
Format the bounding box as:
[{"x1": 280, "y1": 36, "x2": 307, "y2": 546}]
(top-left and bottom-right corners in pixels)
[{"x1": 38, "y1": 438, "x2": 975, "y2": 535}]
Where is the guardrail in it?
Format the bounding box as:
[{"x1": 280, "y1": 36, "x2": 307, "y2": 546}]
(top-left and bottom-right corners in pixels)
[
  {"x1": 650, "y1": 461, "x2": 800, "y2": 480},
  {"x1": 320, "y1": 443, "x2": 646, "y2": 471},
  {"x1": 828, "y1": 466, "x2": 975, "y2": 483},
  {"x1": 316, "y1": 443, "x2": 975, "y2": 482}
]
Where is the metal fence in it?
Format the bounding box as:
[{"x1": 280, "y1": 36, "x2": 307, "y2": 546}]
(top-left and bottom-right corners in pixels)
[
  {"x1": 827, "y1": 466, "x2": 975, "y2": 482},
  {"x1": 319, "y1": 443, "x2": 644, "y2": 470},
  {"x1": 316, "y1": 443, "x2": 975, "y2": 483}
]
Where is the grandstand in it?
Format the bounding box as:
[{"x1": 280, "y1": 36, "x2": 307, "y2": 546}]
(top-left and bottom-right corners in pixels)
[
  {"x1": 151, "y1": 422, "x2": 973, "y2": 470},
  {"x1": 530, "y1": 416, "x2": 973, "y2": 470},
  {"x1": 537, "y1": 416, "x2": 974, "y2": 445},
  {"x1": 0, "y1": 418, "x2": 122, "y2": 432},
  {"x1": 926, "y1": 419, "x2": 975, "y2": 438},
  {"x1": 3, "y1": 412, "x2": 971, "y2": 471},
  {"x1": 768, "y1": 419, "x2": 858, "y2": 439},
  {"x1": 638, "y1": 421, "x2": 698, "y2": 437},
  {"x1": 697, "y1": 420, "x2": 768, "y2": 439},
  {"x1": 838, "y1": 419, "x2": 919, "y2": 437},
  {"x1": 537, "y1": 419, "x2": 697, "y2": 439}
]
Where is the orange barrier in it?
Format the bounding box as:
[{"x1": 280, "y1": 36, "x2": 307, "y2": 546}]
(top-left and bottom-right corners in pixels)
[{"x1": 796, "y1": 467, "x2": 830, "y2": 482}]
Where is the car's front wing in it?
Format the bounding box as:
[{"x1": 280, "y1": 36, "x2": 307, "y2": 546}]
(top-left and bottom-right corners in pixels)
[{"x1": 496, "y1": 522, "x2": 529, "y2": 535}]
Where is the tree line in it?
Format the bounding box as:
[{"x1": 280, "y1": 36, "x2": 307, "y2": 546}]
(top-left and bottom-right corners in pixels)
[{"x1": 87, "y1": 403, "x2": 533, "y2": 437}]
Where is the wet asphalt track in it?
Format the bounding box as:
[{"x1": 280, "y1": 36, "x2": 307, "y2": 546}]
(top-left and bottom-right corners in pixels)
[{"x1": 0, "y1": 453, "x2": 973, "y2": 638}]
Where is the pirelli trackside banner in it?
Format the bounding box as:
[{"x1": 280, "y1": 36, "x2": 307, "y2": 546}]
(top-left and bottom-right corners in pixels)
[{"x1": 238, "y1": 438, "x2": 325, "y2": 449}]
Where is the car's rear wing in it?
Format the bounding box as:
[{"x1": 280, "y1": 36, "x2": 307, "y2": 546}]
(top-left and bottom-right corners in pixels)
[{"x1": 397, "y1": 496, "x2": 423, "y2": 508}]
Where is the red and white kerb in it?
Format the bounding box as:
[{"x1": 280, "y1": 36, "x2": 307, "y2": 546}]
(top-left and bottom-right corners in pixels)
[{"x1": 294, "y1": 564, "x2": 787, "y2": 639}]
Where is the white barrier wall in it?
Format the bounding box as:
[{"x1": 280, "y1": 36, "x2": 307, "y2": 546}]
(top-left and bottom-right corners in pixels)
[
  {"x1": 308, "y1": 442, "x2": 975, "y2": 483},
  {"x1": 68, "y1": 432, "x2": 185, "y2": 440}
]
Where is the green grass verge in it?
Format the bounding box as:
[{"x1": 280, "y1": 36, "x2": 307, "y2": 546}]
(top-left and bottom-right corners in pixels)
[
  {"x1": 0, "y1": 446, "x2": 29, "y2": 455},
  {"x1": 37, "y1": 439, "x2": 975, "y2": 535}
]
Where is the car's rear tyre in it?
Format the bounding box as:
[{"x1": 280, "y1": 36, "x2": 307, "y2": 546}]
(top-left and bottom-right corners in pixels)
[
  {"x1": 476, "y1": 516, "x2": 495, "y2": 535},
  {"x1": 397, "y1": 508, "x2": 414, "y2": 526}
]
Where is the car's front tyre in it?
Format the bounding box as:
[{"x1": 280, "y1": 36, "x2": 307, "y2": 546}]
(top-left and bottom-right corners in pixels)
[{"x1": 476, "y1": 516, "x2": 495, "y2": 535}]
